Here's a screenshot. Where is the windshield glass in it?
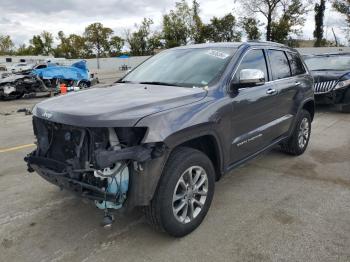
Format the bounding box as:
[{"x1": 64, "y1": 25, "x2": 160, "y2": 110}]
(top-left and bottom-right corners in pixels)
[
  {"x1": 304, "y1": 55, "x2": 350, "y2": 71},
  {"x1": 122, "y1": 47, "x2": 237, "y2": 87}
]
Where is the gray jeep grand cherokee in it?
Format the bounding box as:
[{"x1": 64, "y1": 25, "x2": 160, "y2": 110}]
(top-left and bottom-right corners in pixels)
[{"x1": 25, "y1": 41, "x2": 314, "y2": 237}]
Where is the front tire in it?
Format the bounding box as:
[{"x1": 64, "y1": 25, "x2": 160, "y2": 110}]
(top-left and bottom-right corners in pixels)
[
  {"x1": 281, "y1": 109, "x2": 311, "y2": 155},
  {"x1": 144, "y1": 147, "x2": 215, "y2": 237}
]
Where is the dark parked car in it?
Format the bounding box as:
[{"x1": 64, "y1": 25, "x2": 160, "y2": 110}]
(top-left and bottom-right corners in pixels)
[
  {"x1": 25, "y1": 42, "x2": 314, "y2": 237},
  {"x1": 303, "y1": 53, "x2": 350, "y2": 112}
]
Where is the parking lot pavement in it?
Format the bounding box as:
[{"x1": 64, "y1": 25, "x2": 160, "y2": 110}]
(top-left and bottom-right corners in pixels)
[{"x1": 0, "y1": 99, "x2": 349, "y2": 262}]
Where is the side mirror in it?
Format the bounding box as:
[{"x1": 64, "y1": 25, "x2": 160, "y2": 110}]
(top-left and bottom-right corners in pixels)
[{"x1": 239, "y1": 69, "x2": 265, "y2": 86}]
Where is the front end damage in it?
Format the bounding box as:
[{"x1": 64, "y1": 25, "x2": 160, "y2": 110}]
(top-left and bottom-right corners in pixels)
[
  {"x1": 25, "y1": 117, "x2": 166, "y2": 223},
  {"x1": 0, "y1": 74, "x2": 50, "y2": 100}
]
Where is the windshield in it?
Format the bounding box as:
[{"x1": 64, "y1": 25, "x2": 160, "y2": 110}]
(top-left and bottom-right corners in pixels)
[
  {"x1": 304, "y1": 55, "x2": 350, "y2": 71},
  {"x1": 122, "y1": 47, "x2": 237, "y2": 87}
]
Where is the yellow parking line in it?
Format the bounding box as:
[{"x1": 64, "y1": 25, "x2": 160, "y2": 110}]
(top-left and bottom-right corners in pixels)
[{"x1": 0, "y1": 144, "x2": 35, "y2": 153}]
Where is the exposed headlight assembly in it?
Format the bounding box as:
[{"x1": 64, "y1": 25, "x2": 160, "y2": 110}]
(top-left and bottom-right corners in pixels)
[{"x1": 334, "y1": 79, "x2": 350, "y2": 90}]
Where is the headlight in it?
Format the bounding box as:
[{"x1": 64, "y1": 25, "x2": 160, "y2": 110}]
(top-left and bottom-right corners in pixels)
[{"x1": 334, "y1": 79, "x2": 350, "y2": 90}]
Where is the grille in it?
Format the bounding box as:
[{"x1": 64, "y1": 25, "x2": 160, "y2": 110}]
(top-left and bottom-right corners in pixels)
[{"x1": 313, "y1": 80, "x2": 337, "y2": 94}]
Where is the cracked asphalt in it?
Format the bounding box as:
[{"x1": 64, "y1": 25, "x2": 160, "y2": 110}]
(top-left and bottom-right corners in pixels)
[{"x1": 0, "y1": 90, "x2": 349, "y2": 261}]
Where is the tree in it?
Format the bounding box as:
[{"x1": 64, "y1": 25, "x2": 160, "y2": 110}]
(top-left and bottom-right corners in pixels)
[
  {"x1": 333, "y1": 0, "x2": 350, "y2": 25},
  {"x1": 55, "y1": 31, "x2": 90, "y2": 58},
  {"x1": 205, "y1": 13, "x2": 242, "y2": 42},
  {"x1": 29, "y1": 35, "x2": 45, "y2": 55},
  {"x1": 241, "y1": 17, "x2": 261, "y2": 40},
  {"x1": 41, "y1": 31, "x2": 53, "y2": 56},
  {"x1": 333, "y1": 0, "x2": 350, "y2": 44},
  {"x1": 162, "y1": 0, "x2": 192, "y2": 48},
  {"x1": 314, "y1": 0, "x2": 326, "y2": 47},
  {"x1": 147, "y1": 32, "x2": 164, "y2": 52},
  {"x1": 84, "y1": 22, "x2": 113, "y2": 68},
  {"x1": 191, "y1": 0, "x2": 206, "y2": 43},
  {"x1": 0, "y1": 35, "x2": 14, "y2": 55},
  {"x1": 242, "y1": 0, "x2": 283, "y2": 41},
  {"x1": 269, "y1": 0, "x2": 309, "y2": 43},
  {"x1": 16, "y1": 44, "x2": 33, "y2": 56},
  {"x1": 126, "y1": 18, "x2": 155, "y2": 56},
  {"x1": 109, "y1": 36, "x2": 124, "y2": 56}
]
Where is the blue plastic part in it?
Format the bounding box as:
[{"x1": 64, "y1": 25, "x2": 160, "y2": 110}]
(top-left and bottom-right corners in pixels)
[
  {"x1": 32, "y1": 60, "x2": 89, "y2": 81},
  {"x1": 95, "y1": 165, "x2": 129, "y2": 210}
]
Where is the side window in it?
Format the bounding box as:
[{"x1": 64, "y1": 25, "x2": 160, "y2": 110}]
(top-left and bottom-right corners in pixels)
[
  {"x1": 235, "y1": 49, "x2": 268, "y2": 82},
  {"x1": 268, "y1": 50, "x2": 291, "y2": 80},
  {"x1": 287, "y1": 52, "x2": 306, "y2": 76}
]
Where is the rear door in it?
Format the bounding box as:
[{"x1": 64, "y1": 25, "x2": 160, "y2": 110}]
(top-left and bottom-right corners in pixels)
[{"x1": 265, "y1": 49, "x2": 297, "y2": 138}]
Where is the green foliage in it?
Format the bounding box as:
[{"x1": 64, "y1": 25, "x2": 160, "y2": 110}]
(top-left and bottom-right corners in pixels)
[
  {"x1": 109, "y1": 36, "x2": 124, "y2": 56},
  {"x1": 333, "y1": 0, "x2": 350, "y2": 24},
  {"x1": 191, "y1": 0, "x2": 206, "y2": 43},
  {"x1": 241, "y1": 17, "x2": 261, "y2": 40},
  {"x1": 147, "y1": 32, "x2": 164, "y2": 52},
  {"x1": 241, "y1": 0, "x2": 283, "y2": 41},
  {"x1": 0, "y1": 35, "x2": 15, "y2": 55},
  {"x1": 127, "y1": 18, "x2": 158, "y2": 56},
  {"x1": 162, "y1": 0, "x2": 192, "y2": 48},
  {"x1": 270, "y1": 0, "x2": 308, "y2": 44},
  {"x1": 333, "y1": 0, "x2": 350, "y2": 44},
  {"x1": 41, "y1": 31, "x2": 53, "y2": 56},
  {"x1": 55, "y1": 31, "x2": 90, "y2": 59},
  {"x1": 29, "y1": 35, "x2": 45, "y2": 55},
  {"x1": 204, "y1": 13, "x2": 242, "y2": 42},
  {"x1": 84, "y1": 22, "x2": 113, "y2": 58},
  {"x1": 314, "y1": 0, "x2": 326, "y2": 47},
  {"x1": 16, "y1": 44, "x2": 32, "y2": 56}
]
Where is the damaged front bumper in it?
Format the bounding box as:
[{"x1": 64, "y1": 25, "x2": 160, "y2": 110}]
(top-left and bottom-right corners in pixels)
[
  {"x1": 25, "y1": 117, "x2": 167, "y2": 210},
  {"x1": 25, "y1": 155, "x2": 118, "y2": 202}
]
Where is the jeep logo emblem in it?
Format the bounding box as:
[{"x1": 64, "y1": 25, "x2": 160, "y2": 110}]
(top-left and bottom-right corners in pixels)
[{"x1": 42, "y1": 111, "x2": 53, "y2": 119}]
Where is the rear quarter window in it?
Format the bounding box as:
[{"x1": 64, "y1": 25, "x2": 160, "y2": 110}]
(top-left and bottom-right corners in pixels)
[{"x1": 287, "y1": 52, "x2": 306, "y2": 76}]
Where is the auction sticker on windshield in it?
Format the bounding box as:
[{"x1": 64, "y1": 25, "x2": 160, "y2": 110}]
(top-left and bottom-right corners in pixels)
[{"x1": 206, "y1": 49, "x2": 230, "y2": 59}]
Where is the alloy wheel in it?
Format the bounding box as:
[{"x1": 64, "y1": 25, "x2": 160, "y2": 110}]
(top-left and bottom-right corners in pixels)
[
  {"x1": 298, "y1": 117, "x2": 310, "y2": 149},
  {"x1": 172, "y1": 166, "x2": 208, "y2": 224}
]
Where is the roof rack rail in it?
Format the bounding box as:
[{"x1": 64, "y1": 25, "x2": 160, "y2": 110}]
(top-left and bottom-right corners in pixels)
[{"x1": 247, "y1": 40, "x2": 284, "y2": 46}]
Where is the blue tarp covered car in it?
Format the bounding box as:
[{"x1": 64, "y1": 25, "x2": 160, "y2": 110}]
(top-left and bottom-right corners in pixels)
[{"x1": 32, "y1": 60, "x2": 89, "y2": 81}]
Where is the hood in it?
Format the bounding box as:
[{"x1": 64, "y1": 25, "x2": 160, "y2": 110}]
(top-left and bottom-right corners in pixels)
[
  {"x1": 310, "y1": 70, "x2": 350, "y2": 83},
  {"x1": 0, "y1": 74, "x2": 29, "y2": 84},
  {"x1": 32, "y1": 83, "x2": 207, "y2": 127}
]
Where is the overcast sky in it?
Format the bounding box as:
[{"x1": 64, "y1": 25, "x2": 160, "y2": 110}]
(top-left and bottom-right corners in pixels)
[{"x1": 0, "y1": 0, "x2": 348, "y2": 47}]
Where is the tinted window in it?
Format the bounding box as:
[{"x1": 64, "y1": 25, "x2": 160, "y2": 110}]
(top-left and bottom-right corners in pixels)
[
  {"x1": 235, "y1": 49, "x2": 268, "y2": 82},
  {"x1": 287, "y1": 52, "x2": 306, "y2": 75},
  {"x1": 268, "y1": 50, "x2": 291, "y2": 80}
]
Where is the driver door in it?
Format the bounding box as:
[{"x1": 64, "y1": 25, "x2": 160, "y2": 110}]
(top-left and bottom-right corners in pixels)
[{"x1": 229, "y1": 49, "x2": 280, "y2": 164}]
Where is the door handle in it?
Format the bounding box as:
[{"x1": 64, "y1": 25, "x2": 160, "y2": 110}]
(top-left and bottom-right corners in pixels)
[
  {"x1": 295, "y1": 82, "x2": 301, "y2": 86},
  {"x1": 266, "y1": 88, "x2": 277, "y2": 95}
]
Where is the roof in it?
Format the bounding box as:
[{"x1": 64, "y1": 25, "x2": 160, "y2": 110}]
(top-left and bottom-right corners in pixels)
[{"x1": 172, "y1": 41, "x2": 293, "y2": 51}]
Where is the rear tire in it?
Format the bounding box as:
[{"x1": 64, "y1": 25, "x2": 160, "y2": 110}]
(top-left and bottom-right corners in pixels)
[
  {"x1": 78, "y1": 81, "x2": 90, "y2": 89},
  {"x1": 281, "y1": 109, "x2": 311, "y2": 156},
  {"x1": 144, "y1": 147, "x2": 215, "y2": 237}
]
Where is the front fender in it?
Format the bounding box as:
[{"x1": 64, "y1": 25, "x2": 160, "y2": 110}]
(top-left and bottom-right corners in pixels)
[{"x1": 129, "y1": 96, "x2": 229, "y2": 207}]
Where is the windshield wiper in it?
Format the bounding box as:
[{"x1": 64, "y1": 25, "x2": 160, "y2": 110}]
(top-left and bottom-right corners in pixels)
[
  {"x1": 139, "y1": 81, "x2": 182, "y2": 87},
  {"x1": 116, "y1": 80, "x2": 135, "y2": 83}
]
